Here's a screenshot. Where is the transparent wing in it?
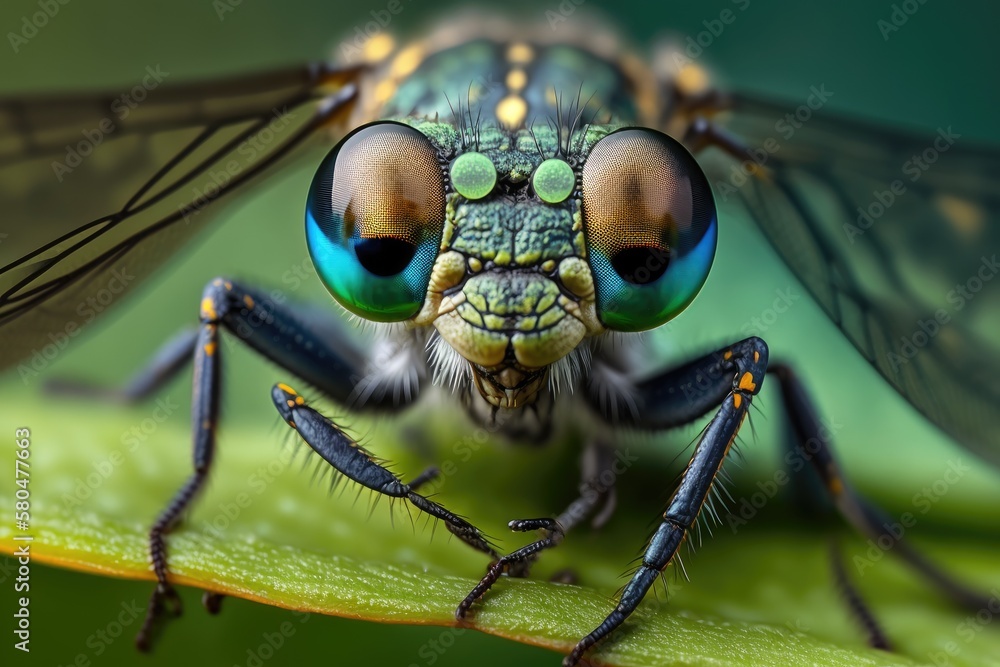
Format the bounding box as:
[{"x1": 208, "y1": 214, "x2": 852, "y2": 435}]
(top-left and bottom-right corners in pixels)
[
  {"x1": 0, "y1": 63, "x2": 362, "y2": 370},
  {"x1": 702, "y1": 93, "x2": 1000, "y2": 464}
]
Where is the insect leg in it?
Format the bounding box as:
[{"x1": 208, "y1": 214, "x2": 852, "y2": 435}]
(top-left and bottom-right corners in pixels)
[
  {"x1": 45, "y1": 328, "x2": 197, "y2": 401},
  {"x1": 768, "y1": 362, "x2": 993, "y2": 611},
  {"x1": 456, "y1": 443, "x2": 618, "y2": 619},
  {"x1": 567, "y1": 337, "x2": 768, "y2": 667},
  {"x1": 136, "y1": 276, "x2": 398, "y2": 651},
  {"x1": 682, "y1": 114, "x2": 769, "y2": 179},
  {"x1": 271, "y1": 383, "x2": 497, "y2": 557}
]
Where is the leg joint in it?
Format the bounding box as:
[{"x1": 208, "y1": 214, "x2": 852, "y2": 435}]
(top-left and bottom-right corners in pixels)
[{"x1": 199, "y1": 277, "x2": 238, "y2": 323}]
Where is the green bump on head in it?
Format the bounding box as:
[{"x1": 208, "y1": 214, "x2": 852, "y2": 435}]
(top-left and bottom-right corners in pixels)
[
  {"x1": 532, "y1": 158, "x2": 575, "y2": 204},
  {"x1": 450, "y1": 152, "x2": 496, "y2": 200}
]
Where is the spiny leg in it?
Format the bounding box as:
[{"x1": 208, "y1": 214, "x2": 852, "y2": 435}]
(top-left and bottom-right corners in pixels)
[
  {"x1": 456, "y1": 443, "x2": 620, "y2": 619},
  {"x1": 769, "y1": 363, "x2": 994, "y2": 614},
  {"x1": 136, "y1": 277, "x2": 396, "y2": 651},
  {"x1": 568, "y1": 337, "x2": 768, "y2": 667},
  {"x1": 272, "y1": 383, "x2": 497, "y2": 557}
]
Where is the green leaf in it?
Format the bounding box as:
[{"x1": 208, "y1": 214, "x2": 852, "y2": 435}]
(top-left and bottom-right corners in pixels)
[{"x1": 3, "y1": 387, "x2": 999, "y2": 667}]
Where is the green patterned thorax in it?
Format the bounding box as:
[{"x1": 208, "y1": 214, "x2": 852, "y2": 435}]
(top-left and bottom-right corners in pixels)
[{"x1": 383, "y1": 40, "x2": 639, "y2": 127}]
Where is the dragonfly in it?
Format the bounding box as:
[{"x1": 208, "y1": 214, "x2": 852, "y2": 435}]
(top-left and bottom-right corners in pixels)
[{"x1": 1, "y1": 10, "x2": 998, "y2": 667}]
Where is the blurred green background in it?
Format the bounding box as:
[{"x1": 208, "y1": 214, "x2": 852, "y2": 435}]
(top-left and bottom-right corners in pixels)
[{"x1": 2, "y1": 0, "x2": 999, "y2": 665}]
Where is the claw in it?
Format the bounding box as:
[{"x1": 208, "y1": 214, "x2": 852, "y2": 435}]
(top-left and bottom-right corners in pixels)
[
  {"x1": 136, "y1": 583, "x2": 182, "y2": 652},
  {"x1": 202, "y1": 591, "x2": 225, "y2": 615}
]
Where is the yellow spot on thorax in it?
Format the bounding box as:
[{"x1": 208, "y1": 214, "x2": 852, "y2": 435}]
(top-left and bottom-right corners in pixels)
[
  {"x1": 362, "y1": 33, "x2": 395, "y2": 63},
  {"x1": 496, "y1": 95, "x2": 527, "y2": 129},
  {"x1": 506, "y1": 69, "x2": 527, "y2": 91},
  {"x1": 374, "y1": 79, "x2": 396, "y2": 104},
  {"x1": 243, "y1": 295, "x2": 255, "y2": 310},
  {"x1": 277, "y1": 383, "x2": 298, "y2": 396},
  {"x1": 506, "y1": 42, "x2": 534, "y2": 64},
  {"x1": 738, "y1": 372, "x2": 757, "y2": 393},
  {"x1": 390, "y1": 44, "x2": 425, "y2": 78},
  {"x1": 732, "y1": 393, "x2": 742, "y2": 409}
]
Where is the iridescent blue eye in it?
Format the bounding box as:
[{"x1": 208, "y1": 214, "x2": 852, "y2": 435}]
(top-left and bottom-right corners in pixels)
[
  {"x1": 581, "y1": 128, "x2": 717, "y2": 331},
  {"x1": 305, "y1": 122, "x2": 445, "y2": 321}
]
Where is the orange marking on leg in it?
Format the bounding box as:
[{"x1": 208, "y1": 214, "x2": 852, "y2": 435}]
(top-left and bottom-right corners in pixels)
[
  {"x1": 200, "y1": 297, "x2": 217, "y2": 320},
  {"x1": 738, "y1": 372, "x2": 757, "y2": 393},
  {"x1": 203, "y1": 342, "x2": 216, "y2": 356}
]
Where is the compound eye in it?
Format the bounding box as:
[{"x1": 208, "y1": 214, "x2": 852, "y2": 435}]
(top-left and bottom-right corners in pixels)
[
  {"x1": 581, "y1": 128, "x2": 717, "y2": 331},
  {"x1": 306, "y1": 122, "x2": 446, "y2": 321}
]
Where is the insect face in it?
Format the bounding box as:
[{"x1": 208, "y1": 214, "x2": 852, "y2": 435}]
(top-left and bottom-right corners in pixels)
[{"x1": 308, "y1": 120, "x2": 717, "y2": 409}]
